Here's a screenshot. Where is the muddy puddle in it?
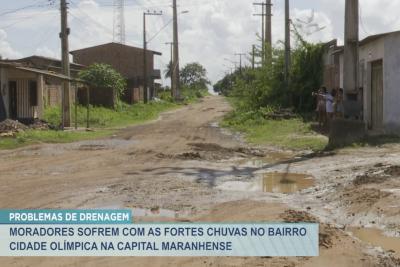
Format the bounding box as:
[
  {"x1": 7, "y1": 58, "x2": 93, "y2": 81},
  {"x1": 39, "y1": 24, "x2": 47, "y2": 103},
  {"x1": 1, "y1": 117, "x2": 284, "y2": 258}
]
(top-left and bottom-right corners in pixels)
[
  {"x1": 217, "y1": 173, "x2": 315, "y2": 194},
  {"x1": 349, "y1": 227, "x2": 400, "y2": 257},
  {"x1": 238, "y1": 152, "x2": 293, "y2": 167}
]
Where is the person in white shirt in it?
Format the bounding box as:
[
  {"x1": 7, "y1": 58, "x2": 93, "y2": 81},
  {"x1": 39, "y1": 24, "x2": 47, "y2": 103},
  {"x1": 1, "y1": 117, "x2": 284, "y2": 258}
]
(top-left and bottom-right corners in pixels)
[{"x1": 325, "y1": 90, "x2": 335, "y2": 118}]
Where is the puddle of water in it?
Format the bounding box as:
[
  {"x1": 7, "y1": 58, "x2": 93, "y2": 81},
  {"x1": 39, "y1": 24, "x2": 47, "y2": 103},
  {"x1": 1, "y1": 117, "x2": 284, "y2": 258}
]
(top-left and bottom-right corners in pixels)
[
  {"x1": 350, "y1": 227, "x2": 400, "y2": 257},
  {"x1": 217, "y1": 173, "x2": 314, "y2": 194},
  {"x1": 238, "y1": 152, "x2": 293, "y2": 167},
  {"x1": 260, "y1": 173, "x2": 315, "y2": 194}
]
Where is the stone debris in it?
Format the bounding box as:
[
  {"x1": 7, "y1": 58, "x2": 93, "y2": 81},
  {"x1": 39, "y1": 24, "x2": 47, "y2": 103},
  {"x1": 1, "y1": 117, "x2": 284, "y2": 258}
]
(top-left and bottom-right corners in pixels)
[
  {"x1": 0, "y1": 119, "x2": 28, "y2": 136},
  {"x1": 28, "y1": 119, "x2": 51, "y2": 130}
]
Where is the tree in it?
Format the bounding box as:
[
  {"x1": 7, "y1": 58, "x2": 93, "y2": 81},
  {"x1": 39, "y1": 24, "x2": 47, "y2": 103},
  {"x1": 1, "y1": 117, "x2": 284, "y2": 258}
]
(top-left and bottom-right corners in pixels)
[
  {"x1": 180, "y1": 62, "x2": 210, "y2": 90},
  {"x1": 79, "y1": 64, "x2": 127, "y2": 109},
  {"x1": 79, "y1": 63, "x2": 126, "y2": 97},
  {"x1": 164, "y1": 61, "x2": 172, "y2": 79}
]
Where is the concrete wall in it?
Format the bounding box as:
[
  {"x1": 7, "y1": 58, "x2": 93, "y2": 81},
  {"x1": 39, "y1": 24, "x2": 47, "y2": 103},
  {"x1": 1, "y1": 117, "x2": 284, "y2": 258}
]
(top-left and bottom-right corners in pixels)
[
  {"x1": 359, "y1": 38, "x2": 385, "y2": 129},
  {"x1": 383, "y1": 33, "x2": 400, "y2": 133},
  {"x1": 71, "y1": 43, "x2": 155, "y2": 81}
]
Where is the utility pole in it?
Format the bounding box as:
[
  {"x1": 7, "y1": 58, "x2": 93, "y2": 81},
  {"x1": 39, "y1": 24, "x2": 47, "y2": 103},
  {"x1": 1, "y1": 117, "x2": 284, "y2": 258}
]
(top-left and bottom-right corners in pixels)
[
  {"x1": 165, "y1": 42, "x2": 174, "y2": 91},
  {"x1": 253, "y1": 2, "x2": 266, "y2": 65},
  {"x1": 143, "y1": 10, "x2": 162, "y2": 104},
  {"x1": 284, "y1": 0, "x2": 291, "y2": 84},
  {"x1": 344, "y1": 0, "x2": 359, "y2": 102},
  {"x1": 235, "y1": 53, "x2": 246, "y2": 73},
  {"x1": 172, "y1": 0, "x2": 180, "y2": 101},
  {"x1": 265, "y1": 0, "x2": 272, "y2": 64},
  {"x1": 60, "y1": 0, "x2": 71, "y2": 128}
]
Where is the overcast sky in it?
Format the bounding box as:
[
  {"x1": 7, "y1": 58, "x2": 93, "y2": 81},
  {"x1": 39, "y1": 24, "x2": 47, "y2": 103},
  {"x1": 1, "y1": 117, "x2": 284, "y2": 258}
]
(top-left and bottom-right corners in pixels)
[{"x1": 1, "y1": 0, "x2": 400, "y2": 85}]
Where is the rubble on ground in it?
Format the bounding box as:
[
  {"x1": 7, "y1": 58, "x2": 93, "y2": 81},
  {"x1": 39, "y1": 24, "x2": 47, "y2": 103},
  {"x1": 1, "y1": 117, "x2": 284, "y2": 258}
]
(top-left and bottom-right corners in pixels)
[
  {"x1": 0, "y1": 119, "x2": 52, "y2": 137},
  {"x1": 0, "y1": 119, "x2": 28, "y2": 137},
  {"x1": 28, "y1": 119, "x2": 51, "y2": 130}
]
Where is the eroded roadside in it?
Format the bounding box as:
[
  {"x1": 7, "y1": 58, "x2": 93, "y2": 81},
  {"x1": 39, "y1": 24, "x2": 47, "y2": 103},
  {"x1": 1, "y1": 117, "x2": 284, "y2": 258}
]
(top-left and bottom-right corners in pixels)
[{"x1": 0, "y1": 96, "x2": 399, "y2": 266}]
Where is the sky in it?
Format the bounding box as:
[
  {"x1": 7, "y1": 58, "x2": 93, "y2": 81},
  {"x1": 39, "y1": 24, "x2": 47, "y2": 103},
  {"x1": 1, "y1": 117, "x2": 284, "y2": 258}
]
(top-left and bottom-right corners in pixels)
[{"x1": 1, "y1": 0, "x2": 400, "y2": 86}]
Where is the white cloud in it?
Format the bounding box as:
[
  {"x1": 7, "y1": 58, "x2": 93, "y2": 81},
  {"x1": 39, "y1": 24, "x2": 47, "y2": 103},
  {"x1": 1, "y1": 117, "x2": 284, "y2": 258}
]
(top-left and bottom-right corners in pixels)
[
  {"x1": 0, "y1": 29, "x2": 22, "y2": 59},
  {"x1": 2, "y1": 0, "x2": 400, "y2": 84},
  {"x1": 35, "y1": 46, "x2": 59, "y2": 59}
]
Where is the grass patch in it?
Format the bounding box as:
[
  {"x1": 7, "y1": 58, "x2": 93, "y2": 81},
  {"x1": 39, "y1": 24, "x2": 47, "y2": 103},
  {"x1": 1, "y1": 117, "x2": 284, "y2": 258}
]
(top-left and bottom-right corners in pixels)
[
  {"x1": 44, "y1": 101, "x2": 178, "y2": 128},
  {"x1": 0, "y1": 129, "x2": 112, "y2": 150},
  {"x1": 0, "y1": 101, "x2": 179, "y2": 150},
  {"x1": 221, "y1": 110, "x2": 328, "y2": 151}
]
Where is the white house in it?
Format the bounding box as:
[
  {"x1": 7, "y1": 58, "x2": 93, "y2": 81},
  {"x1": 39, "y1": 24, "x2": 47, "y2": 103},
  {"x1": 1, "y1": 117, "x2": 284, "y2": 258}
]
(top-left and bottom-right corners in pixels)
[{"x1": 323, "y1": 31, "x2": 400, "y2": 134}]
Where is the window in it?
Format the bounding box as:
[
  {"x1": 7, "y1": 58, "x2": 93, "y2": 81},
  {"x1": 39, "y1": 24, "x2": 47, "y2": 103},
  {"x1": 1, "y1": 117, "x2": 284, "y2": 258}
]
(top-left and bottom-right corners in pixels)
[{"x1": 29, "y1": 81, "x2": 38, "y2": 106}]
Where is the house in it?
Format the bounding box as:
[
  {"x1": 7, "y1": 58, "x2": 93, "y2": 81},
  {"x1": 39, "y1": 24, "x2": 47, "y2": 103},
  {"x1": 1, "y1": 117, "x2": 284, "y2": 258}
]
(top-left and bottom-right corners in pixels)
[
  {"x1": 70, "y1": 42, "x2": 162, "y2": 104},
  {"x1": 0, "y1": 60, "x2": 82, "y2": 123},
  {"x1": 10, "y1": 56, "x2": 84, "y2": 107},
  {"x1": 322, "y1": 31, "x2": 400, "y2": 134}
]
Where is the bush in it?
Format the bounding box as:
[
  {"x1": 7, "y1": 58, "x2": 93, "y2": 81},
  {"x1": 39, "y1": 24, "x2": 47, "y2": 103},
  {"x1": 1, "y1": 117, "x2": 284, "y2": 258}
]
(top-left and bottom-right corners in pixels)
[
  {"x1": 214, "y1": 35, "x2": 325, "y2": 113},
  {"x1": 79, "y1": 64, "x2": 127, "y2": 109}
]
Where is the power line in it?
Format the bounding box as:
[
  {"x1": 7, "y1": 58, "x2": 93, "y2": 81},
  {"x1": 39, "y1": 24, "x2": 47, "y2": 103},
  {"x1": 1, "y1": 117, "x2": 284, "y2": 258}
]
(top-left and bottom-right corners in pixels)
[
  {"x1": 0, "y1": 0, "x2": 53, "y2": 17},
  {"x1": 69, "y1": 0, "x2": 114, "y2": 36},
  {"x1": 147, "y1": 18, "x2": 172, "y2": 43}
]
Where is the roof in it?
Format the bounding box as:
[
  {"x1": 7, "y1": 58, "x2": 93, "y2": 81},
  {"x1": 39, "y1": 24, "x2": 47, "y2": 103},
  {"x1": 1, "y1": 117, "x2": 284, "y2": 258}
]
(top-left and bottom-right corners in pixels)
[
  {"x1": 70, "y1": 42, "x2": 162, "y2": 56},
  {"x1": 11, "y1": 55, "x2": 85, "y2": 68},
  {"x1": 0, "y1": 62, "x2": 84, "y2": 83},
  {"x1": 359, "y1": 30, "x2": 400, "y2": 46}
]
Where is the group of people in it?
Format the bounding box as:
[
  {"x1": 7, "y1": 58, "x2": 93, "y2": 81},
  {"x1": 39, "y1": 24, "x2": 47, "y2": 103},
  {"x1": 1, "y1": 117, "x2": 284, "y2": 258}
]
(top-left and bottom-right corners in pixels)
[{"x1": 313, "y1": 87, "x2": 344, "y2": 129}]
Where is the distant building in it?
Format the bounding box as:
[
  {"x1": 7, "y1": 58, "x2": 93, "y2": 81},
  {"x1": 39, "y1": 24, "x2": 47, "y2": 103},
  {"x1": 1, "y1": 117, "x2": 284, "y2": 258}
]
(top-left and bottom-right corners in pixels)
[
  {"x1": 323, "y1": 31, "x2": 400, "y2": 134},
  {"x1": 0, "y1": 56, "x2": 84, "y2": 122},
  {"x1": 70, "y1": 42, "x2": 162, "y2": 103}
]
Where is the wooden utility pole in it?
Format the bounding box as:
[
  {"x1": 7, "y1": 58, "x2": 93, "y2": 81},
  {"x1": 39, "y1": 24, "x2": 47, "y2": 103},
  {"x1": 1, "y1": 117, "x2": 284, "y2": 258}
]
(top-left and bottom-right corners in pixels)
[
  {"x1": 60, "y1": 0, "x2": 71, "y2": 128},
  {"x1": 235, "y1": 53, "x2": 246, "y2": 73},
  {"x1": 172, "y1": 0, "x2": 180, "y2": 101},
  {"x1": 265, "y1": 0, "x2": 272, "y2": 64},
  {"x1": 284, "y1": 0, "x2": 291, "y2": 83},
  {"x1": 253, "y1": 2, "x2": 266, "y2": 65},
  {"x1": 143, "y1": 10, "x2": 162, "y2": 104},
  {"x1": 344, "y1": 0, "x2": 359, "y2": 100}
]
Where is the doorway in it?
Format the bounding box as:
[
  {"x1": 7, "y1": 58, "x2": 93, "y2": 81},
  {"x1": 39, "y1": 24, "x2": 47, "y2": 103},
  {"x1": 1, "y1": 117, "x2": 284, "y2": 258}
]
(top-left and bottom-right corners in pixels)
[
  {"x1": 8, "y1": 81, "x2": 17, "y2": 119},
  {"x1": 370, "y1": 60, "x2": 383, "y2": 130}
]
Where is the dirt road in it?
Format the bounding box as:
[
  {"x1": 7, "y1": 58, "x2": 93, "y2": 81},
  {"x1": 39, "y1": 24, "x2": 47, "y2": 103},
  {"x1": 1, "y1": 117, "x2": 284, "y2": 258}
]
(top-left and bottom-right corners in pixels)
[{"x1": 0, "y1": 96, "x2": 399, "y2": 266}]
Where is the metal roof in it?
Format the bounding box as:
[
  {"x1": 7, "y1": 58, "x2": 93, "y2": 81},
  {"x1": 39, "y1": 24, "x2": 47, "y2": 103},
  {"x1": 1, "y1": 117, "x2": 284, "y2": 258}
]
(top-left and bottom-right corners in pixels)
[{"x1": 0, "y1": 62, "x2": 84, "y2": 83}]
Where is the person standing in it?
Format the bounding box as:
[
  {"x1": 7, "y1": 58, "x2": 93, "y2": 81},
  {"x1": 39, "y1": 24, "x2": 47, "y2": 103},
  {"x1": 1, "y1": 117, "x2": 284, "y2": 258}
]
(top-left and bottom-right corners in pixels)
[{"x1": 315, "y1": 87, "x2": 327, "y2": 128}]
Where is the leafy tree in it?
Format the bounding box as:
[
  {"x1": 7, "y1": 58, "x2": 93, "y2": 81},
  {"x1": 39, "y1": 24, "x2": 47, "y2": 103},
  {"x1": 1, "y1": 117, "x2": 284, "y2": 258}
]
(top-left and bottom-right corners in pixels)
[
  {"x1": 180, "y1": 62, "x2": 210, "y2": 90},
  {"x1": 214, "y1": 33, "x2": 324, "y2": 113},
  {"x1": 164, "y1": 61, "x2": 172, "y2": 79},
  {"x1": 79, "y1": 63, "x2": 127, "y2": 98}
]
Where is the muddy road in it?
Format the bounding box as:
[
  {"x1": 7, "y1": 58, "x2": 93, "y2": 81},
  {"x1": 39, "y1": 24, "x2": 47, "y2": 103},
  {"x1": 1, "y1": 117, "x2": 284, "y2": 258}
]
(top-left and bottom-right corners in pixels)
[{"x1": 0, "y1": 96, "x2": 399, "y2": 266}]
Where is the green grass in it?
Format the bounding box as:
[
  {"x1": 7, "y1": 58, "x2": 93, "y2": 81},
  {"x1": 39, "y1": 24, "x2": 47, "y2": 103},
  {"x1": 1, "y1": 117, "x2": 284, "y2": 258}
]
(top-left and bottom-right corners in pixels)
[
  {"x1": 221, "y1": 110, "x2": 328, "y2": 151},
  {"x1": 0, "y1": 101, "x2": 179, "y2": 150},
  {"x1": 0, "y1": 129, "x2": 112, "y2": 150},
  {"x1": 44, "y1": 101, "x2": 178, "y2": 129}
]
